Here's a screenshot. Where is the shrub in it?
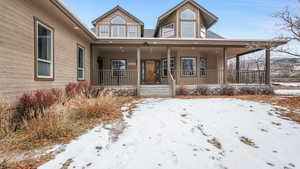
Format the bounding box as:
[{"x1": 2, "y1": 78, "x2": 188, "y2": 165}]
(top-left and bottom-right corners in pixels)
[
  {"x1": 19, "y1": 90, "x2": 58, "y2": 120},
  {"x1": 176, "y1": 86, "x2": 190, "y2": 96},
  {"x1": 65, "y1": 81, "x2": 95, "y2": 98},
  {"x1": 221, "y1": 86, "x2": 236, "y2": 96},
  {"x1": 259, "y1": 87, "x2": 274, "y2": 95},
  {"x1": 193, "y1": 86, "x2": 209, "y2": 96},
  {"x1": 72, "y1": 96, "x2": 125, "y2": 121},
  {"x1": 239, "y1": 87, "x2": 257, "y2": 95}
]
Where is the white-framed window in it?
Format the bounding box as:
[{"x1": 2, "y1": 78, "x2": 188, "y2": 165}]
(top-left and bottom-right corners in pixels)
[
  {"x1": 127, "y1": 25, "x2": 138, "y2": 37},
  {"x1": 181, "y1": 57, "x2": 196, "y2": 76},
  {"x1": 162, "y1": 57, "x2": 176, "y2": 77},
  {"x1": 200, "y1": 56, "x2": 207, "y2": 76},
  {"x1": 77, "y1": 46, "x2": 85, "y2": 80},
  {"x1": 111, "y1": 16, "x2": 126, "y2": 37},
  {"x1": 99, "y1": 24, "x2": 109, "y2": 37},
  {"x1": 200, "y1": 24, "x2": 206, "y2": 38},
  {"x1": 36, "y1": 20, "x2": 54, "y2": 79},
  {"x1": 180, "y1": 9, "x2": 196, "y2": 38},
  {"x1": 162, "y1": 23, "x2": 175, "y2": 38},
  {"x1": 112, "y1": 60, "x2": 127, "y2": 77}
]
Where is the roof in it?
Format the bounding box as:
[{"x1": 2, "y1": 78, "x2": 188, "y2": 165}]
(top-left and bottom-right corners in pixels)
[
  {"x1": 92, "y1": 5, "x2": 144, "y2": 26},
  {"x1": 144, "y1": 29, "x2": 155, "y2": 38},
  {"x1": 50, "y1": 0, "x2": 96, "y2": 40},
  {"x1": 206, "y1": 30, "x2": 223, "y2": 39}
]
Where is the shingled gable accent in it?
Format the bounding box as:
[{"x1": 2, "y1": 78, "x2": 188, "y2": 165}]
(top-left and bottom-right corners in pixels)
[{"x1": 92, "y1": 5, "x2": 144, "y2": 26}]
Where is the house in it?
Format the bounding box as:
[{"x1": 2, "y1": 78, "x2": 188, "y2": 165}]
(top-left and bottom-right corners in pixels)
[{"x1": 0, "y1": 0, "x2": 287, "y2": 103}]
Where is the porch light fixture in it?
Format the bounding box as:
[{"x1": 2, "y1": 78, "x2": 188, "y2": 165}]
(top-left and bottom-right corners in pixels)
[{"x1": 74, "y1": 26, "x2": 79, "y2": 30}]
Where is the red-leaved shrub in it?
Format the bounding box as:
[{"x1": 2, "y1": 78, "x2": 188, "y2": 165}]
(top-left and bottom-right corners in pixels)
[{"x1": 65, "y1": 81, "x2": 95, "y2": 98}]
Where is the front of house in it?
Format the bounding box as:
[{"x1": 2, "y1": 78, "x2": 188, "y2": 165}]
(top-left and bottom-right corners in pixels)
[{"x1": 0, "y1": 0, "x2": 287, "y2": 102}]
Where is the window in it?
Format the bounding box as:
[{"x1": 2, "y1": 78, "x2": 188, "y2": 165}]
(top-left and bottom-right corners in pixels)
[
  {"x1": 181, "y1": 57, "x2": 196, "y2": 76},
  {"x1": 127, "y1": 25, "x2": 138, "y2": 37},
  {"x1": 162, "y1": 57, "x2": 175, "y2": 77},
  {"x1": 180, "y1": 9, "x2": 196, "y2": 38},
  {"x1": 112, "y1": 60, "x2": 127, "y2": 76},
  {"x1": 200, "y1": 57, "x2": 207, "y2": 77},
  {"x1": 181, "y1": 9, "x2": 196, "y2": 20},
  {"x1": 111, "y1": 16, "x2": 126, "y2": 37},
  {"x1": 200, "y1": 24, "x2": 206, "y2": 38},
  {"x1": 99, "y1": 24, "x2": 109, "y2": 37},
  {"x1": 162, "y1": 24, "x2": 174, "y2": 37},
  {"x1": 36, "y1": 20, "x2": 54, "y2": 79},
  {"x1": 77, "y1": 46, "x2": 85, "y2": 80}
]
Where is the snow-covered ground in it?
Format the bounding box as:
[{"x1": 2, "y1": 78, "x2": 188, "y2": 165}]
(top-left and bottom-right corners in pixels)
[
  {"x1": 273, "y1": 82, "x2": 300, "y2": 87},
  {"x1": 39, "y1": 98, "x2": 300, "y2": 169},
  {"x1": 275, "y1": 89, "x2": 300, "y2": 96}
]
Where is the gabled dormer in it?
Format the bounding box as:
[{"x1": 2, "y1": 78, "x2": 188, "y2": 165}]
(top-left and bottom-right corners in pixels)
[
  {"x1": 154, "y1": 0, "x2": 218, "y2": 38},
  {"x1": 92, "y1": 6, "x2": 144, "y2": 38}
]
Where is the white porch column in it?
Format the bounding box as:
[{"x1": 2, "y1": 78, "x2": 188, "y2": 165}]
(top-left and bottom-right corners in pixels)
[
  {"x1": 137, "y1": 47, "x2": 141, "y2": 96},
  {"x1": 265, "y1": 47, "x2": 271, "y2": 85},
  {"x1": 223, "y1": 48, "x2": 228, "y2": 84}
]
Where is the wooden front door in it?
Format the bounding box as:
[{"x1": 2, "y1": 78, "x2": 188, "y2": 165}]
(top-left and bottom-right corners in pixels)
[{"x1": 145, "y1": 60, "x2": 156, "y2": 83}]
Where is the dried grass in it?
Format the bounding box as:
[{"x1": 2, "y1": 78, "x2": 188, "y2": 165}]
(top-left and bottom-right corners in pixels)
[
  {"x1": 208, "y1": 138, "x2": 222, "y2": 150},
  {"x1": 71, "y1": 96, "x2": 131, "y2": 121},
  {"x1": 240, "y1": 136, "x2": 258, "y2": 148},
  {"x1": 0, "y1": 102, "x2": 12, "y2": 139}
]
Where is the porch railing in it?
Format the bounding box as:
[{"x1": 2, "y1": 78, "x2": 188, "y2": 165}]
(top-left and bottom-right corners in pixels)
[
  {"x1": 98, "y1": 70, "x2": 137, "y2": 86},
  {"x1": 228, "y1": 70, "x2": 266, "y2": 84},
  {"x1": 96, "y1": 69, "x2": 268, "y2": 86}
]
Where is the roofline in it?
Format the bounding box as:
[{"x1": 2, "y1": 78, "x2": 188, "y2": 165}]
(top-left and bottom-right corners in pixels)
[
  {"x1": 91, "y1": 5, "x2": 144, "y2": 26},
  {"x1": 50, "y1": 0, "x2": 96, "y2": 40},
  {"x1": 93, "y1": 38, "x2": 288, "y2": 48}
]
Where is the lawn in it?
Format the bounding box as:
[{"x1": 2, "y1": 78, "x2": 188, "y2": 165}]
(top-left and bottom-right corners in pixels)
[{"x1": 39, "y1": 98, "x2": 300, "y2": 169}]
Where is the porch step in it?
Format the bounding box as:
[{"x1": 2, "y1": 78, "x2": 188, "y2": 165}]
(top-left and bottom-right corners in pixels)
[{"x1": 140, "y1": 85, "x2": 171, "y2": 97}]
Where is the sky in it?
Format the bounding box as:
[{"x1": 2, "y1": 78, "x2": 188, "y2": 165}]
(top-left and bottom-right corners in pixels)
[{"x1": 62, "y1": 0, "x2": 299, "y2": 39}]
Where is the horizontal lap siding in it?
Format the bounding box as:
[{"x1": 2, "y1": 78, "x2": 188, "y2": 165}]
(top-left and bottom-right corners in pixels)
[{"x1": 0, "y1": 0, "x2": 91, "y2": 104}]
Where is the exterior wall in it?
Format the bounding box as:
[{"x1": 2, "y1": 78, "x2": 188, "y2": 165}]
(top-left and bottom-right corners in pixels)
[
  {"x1": 0, "y1": 0, "x2": 92, "y2": 103},
  {"x1": 158, "y1": 12, "x2": 177, "y2": 38},
  {"x1": 95, "y1": 10, "x2": 143, "y2": 37}
]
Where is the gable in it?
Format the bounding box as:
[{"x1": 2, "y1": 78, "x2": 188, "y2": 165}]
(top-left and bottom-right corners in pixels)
[
  {"x1": 92, "y1": 6, "x2": 144, "y2": 26},
  {"x1": 157, "y1": 0, "x2": 218, "y2": 28}
]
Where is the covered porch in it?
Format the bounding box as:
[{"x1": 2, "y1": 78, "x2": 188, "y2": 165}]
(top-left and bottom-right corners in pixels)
[{"x1": 91, "y1": 38, "x2": 287, "y2": 96}]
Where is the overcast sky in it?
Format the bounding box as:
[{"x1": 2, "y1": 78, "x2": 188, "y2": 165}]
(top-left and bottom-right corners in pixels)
[{"x1": 62, "y1": 0, "x2": 298, "y2": 39}]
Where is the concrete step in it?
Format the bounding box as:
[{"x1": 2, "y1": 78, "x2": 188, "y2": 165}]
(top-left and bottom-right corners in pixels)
[{"x1": 140, "y1": 85, "x2": 171, "y2": 97}]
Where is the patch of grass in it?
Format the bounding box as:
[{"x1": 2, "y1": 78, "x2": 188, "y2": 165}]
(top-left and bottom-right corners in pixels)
[
  {"x1": 0, "y1": 101, "x2": 12, "y2": 139},
  {"x1": 208, "y1": 138, "x2": 222, "y2": 150},
  {"x1": 281, "y1": 112, "x2": 300, "y2": 123},
  {"x1": 240, "y1": 136, "x2": 259, "y2": 148}
]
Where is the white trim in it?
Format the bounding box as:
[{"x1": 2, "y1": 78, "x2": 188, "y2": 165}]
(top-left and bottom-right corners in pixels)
[
  {"x1": 77, "y1": 46, "x2": 85, "y2": 80},
  {"x1": 36, "y1": 20, "x2": 54, "y2": 79}
]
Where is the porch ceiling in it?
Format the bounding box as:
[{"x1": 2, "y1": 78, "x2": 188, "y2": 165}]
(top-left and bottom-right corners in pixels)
[{"x1": 92, "y1": 38, "x2": 288, "y2": 58}]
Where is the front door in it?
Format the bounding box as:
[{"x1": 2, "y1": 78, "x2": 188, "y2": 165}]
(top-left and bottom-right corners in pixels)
[{"x1": 145, "y1": 60, "x2": 156, "y2": 83}]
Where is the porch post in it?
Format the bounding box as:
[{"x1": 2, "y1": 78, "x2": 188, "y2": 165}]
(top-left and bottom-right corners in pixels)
[
  {"x1": 265, "y1": 47, "x2": 271, "y2": 85},
  {"x1": 137, "y1": 47, "x2": 141, "y2": 96},
  {"x1": 167, "y1": 47, "x2": 171, "y2": 80},
  {"x1": 236, "y1": 55, "x2": 240, "y2": 83},
  {"x1": 223, "y1": 48, "x2": 228, "y2": 84}
]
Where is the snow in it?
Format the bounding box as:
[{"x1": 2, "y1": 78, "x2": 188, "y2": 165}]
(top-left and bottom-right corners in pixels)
[
  {"x1": 273, "y1": 82, "x2": 300, "y2": 87},
  {"x1": 275, "y1": 90, "x2": 300, "y2": 96},
  {"x1": 39, "y1": 98, "x2": 300, "y2": 169}
]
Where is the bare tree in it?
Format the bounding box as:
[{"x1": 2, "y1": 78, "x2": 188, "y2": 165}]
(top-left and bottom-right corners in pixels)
[{"x1": 273, "y1": 1, "x2": 300, "y2": 57}]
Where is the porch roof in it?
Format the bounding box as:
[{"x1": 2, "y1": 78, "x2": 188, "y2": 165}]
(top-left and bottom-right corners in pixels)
[{"x1": 92, "y1": 38, "x2": 288, "y2": 58}]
